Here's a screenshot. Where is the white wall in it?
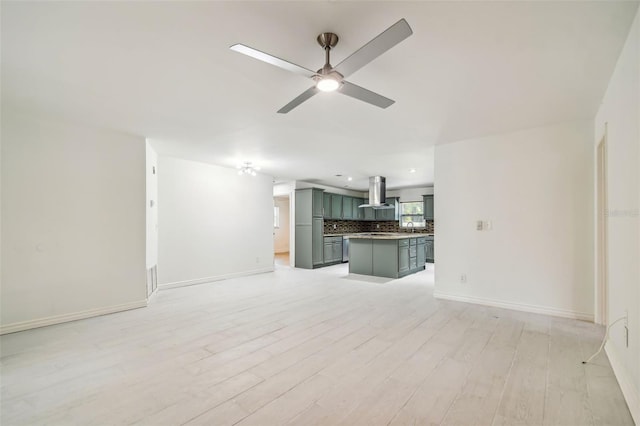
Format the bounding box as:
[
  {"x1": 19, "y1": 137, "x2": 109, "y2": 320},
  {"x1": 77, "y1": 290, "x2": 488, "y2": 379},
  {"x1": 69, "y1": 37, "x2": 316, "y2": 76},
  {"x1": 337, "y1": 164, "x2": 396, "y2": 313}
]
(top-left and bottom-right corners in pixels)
[
  {"x1": 1, "y1": 112, "x2": 147, "y2": 333},
  {"x1": 146, "y1": 141, "x2": 158, "y2": 269},
  {"x1": 595, "y1": 8, "x2": 640, "y2": 421},
  {"x1": 273, "y1": 197, "x2": 290, "y2": 254},
  {"x1": 157, "y1": 156, "x2": 274, "y2": 287},
  {"x1": 434, "y1": 120, "x2": 594, "y2": 320},
  {"x1": 387, "y1": 186, "x2": 434, "y2": 202}
]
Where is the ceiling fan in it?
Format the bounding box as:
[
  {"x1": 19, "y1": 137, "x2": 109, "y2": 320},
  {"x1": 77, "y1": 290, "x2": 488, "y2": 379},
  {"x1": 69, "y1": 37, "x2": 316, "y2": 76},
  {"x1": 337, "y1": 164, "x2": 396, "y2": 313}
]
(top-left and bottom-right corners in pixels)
[{"x1": 230, "y1": 18, "x2": 413, "y2": 113}]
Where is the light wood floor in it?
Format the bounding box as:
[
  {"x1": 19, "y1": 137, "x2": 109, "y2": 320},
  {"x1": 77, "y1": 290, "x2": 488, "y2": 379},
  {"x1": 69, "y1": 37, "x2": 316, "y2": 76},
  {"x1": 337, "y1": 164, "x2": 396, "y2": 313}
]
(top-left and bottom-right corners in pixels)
[
  {"x1": 1, "y1": 263, "x2": 633, "y2": 425},
  {"x1": 274, "y1": 252, "x2": 290, "y2": 267}
]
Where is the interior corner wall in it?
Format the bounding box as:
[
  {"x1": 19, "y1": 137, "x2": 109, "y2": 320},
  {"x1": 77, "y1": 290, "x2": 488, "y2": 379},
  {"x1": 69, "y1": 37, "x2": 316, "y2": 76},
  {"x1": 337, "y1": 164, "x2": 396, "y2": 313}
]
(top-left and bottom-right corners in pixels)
[
  {"x1": 433, "y1": 120, "x2": 594, "y2": 320},
  {"x1": 1, "y1": 112, "x2": 147, "y2": 333},
  {"x1": 157, "y1": 156, "x2": 274, "y2": 288},
  {"x1": 595, "y1": 7, "x2": 640, "y2": 421},
  {"x1": 274, "y1": 197, "x2": 290, "y2": 254},
  {"x1": 146, "y1": 141, "x2": 158, "y2": 269}
]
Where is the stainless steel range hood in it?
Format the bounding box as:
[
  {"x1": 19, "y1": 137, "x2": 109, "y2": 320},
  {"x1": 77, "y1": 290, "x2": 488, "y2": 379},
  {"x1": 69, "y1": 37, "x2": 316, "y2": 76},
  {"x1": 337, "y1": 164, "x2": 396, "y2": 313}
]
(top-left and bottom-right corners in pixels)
[{"x1": 359, "y1": 176, "x2": 394, "y2": 209}]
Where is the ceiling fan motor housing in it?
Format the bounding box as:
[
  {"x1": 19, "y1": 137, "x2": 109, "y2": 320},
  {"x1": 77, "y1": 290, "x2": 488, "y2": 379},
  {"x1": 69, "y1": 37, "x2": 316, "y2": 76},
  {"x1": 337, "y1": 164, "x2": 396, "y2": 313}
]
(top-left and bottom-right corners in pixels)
[{"x1": 317, "y1": 32, "x2": 339, "y2": 49}]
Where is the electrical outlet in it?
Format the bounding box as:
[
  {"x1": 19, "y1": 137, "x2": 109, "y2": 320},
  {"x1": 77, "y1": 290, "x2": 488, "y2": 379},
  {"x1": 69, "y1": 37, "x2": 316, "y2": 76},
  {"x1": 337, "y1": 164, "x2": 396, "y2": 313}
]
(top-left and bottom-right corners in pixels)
[
  {"x1": 484, "y1": 220, "x2": 492, "y2": 230},
  {"x1": 476, "y1": 221, "x2": 483, "y2": 231},
  {"x1": 460, "y1": 274, "x2": 467, "y2": 283}
]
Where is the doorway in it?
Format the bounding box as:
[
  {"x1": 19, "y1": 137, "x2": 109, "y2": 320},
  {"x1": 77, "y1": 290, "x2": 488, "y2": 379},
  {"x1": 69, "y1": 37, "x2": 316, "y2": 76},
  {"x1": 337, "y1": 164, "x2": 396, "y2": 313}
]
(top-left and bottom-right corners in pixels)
[
  {"x1": 596, "y1": 128, "x2": 608, "y2": 325},
  {"x1": 274, "y1": 195, "x2": 290, "y2": 266}
]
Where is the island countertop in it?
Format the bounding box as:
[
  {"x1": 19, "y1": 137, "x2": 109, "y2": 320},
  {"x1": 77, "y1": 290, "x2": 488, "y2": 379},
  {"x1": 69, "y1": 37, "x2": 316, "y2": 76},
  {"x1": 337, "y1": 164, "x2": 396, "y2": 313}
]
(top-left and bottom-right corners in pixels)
[{"x1": 325, "y1": 233, "x2": 434, "y2": 239}]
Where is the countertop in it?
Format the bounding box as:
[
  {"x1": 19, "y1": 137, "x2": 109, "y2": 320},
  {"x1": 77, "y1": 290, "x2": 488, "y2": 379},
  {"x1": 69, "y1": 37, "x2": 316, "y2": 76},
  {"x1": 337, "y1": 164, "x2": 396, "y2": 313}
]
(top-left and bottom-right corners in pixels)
[{"x1": 325, "y1": 232, "x2": 434, "y2": 239}]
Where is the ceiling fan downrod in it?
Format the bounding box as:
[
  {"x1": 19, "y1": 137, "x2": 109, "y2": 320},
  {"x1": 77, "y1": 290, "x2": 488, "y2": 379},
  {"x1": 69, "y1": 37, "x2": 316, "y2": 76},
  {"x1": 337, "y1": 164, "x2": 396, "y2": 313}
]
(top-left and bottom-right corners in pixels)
[{"x1": 317, "y1": 32, "x2": 339, "y2": 74}]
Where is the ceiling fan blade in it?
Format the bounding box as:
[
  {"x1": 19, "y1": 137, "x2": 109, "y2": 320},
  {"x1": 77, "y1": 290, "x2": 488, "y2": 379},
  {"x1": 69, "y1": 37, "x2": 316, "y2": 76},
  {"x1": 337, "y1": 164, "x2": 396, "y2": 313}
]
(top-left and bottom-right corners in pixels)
[
  {"x1": 335, "y1": 19, "x2": 413, "y2": 78},
  {"x1": 277, "y1": 86, "x2": 319, "y2": 114},
  {"x1": 338, "y1": 81, "x2": 395, "y2": 109},
  {"x1": 230, "y1": 44, "x2": 316, "y2": 79}
]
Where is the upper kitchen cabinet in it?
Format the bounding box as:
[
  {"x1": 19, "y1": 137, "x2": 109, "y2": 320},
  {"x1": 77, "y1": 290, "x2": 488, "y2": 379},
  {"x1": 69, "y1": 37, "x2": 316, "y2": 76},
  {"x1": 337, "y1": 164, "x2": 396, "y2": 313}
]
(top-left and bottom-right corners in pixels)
[
  {"x1": 323, "y1": 193, "x2": 332, "y2": 219},
  {"x1": 363, "y1": 200, "x2": 376, "y2": 221},
  {"x1": 353, "y1": 198, "x2": 364, "y2": 220},
  {"x1": 423, "y1": 195, "x2": 434, "y2": 220},
  {"x1": 331, "y1": 194, "x2": 342, "y2": 219},
  {"x1": 323, "y1": 192, "x2": 345, "y2": 219},
  {"x1": 312, "y1": 189, "x2": 324, "y2": 217},
  {"x1": 342, "y1": 196, "x2": 353, "y2": 219},
  {"x1": 375, "y1": 197, "x2": 397, "y2": 221}
]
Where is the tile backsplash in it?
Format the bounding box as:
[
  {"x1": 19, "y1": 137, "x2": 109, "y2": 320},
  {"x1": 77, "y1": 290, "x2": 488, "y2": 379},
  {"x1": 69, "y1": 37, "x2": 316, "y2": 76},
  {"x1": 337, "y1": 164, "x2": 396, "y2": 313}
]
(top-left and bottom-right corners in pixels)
[{"x1": 324, "y1": 220, "x2": 434, "y2": 234}]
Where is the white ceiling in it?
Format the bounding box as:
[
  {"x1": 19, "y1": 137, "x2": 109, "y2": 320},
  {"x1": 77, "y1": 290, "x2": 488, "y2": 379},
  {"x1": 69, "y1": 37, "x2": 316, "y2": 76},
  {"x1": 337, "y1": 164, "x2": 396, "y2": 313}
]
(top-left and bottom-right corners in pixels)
[{"x1": 2, "y1": 1, "x2": 637, "y2": 191}]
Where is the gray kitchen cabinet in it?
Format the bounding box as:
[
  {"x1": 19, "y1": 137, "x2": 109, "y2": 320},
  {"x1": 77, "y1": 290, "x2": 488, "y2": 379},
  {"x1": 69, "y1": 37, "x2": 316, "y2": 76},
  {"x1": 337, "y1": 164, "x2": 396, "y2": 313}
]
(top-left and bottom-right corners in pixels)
[
  {"x1": 342, "y1": 196, "x2": 353, "y2": 219},
  {"x1": 350, "y1": 237, "x2": 425, "y2": 278},
  {"x1": 409, "y1": 238, "x2": 418, "y2": 272},
  {"x1": 295, "y1": 188, "x2": 325, "y2": 269},
  {"x1": 426, "y1": 236, "x2": 434, "y2": 263},
  {"x1": 323, "y1": 236, "x2": 343, "y2": 264},
  {"x1": 417, "y1": 236, "x2": 426, "y2": 268},
  {"x1": 375, "y1": 197, "x2": 397, "y2": 221},
  {"x1": 312, "y1": 189, "x2": 324, "y2": 217},
  {"x1": 312, "y1": 218, "x2": 324, "y2": 265},
  {"x1": 363, "y1": 200, "x2": 376, "y2": 221},
  {"x1": 423, "y1": 195, "x2": 434, "y2": 221},
  {"x1": 398, "y1": 239, "x2": 410, "y2": 274},
  {"x1": 324, "y1": 241, "x2": 334, "y2": 263},
  {"x1": 349, "y1": 239, "x2": 373, "y2": 275},
  {"x1": 331, "y1": 194, "x2": 342, "y2": 219},
  {"x1": 372, "y1": 239, "x2": 399, "y2": 278},
  {"x1": 353, "y1": 198, "x2": 364, "y2": 220},
  {"x1": 323, "y1": 193, "x2": 332, "y2": 219}
]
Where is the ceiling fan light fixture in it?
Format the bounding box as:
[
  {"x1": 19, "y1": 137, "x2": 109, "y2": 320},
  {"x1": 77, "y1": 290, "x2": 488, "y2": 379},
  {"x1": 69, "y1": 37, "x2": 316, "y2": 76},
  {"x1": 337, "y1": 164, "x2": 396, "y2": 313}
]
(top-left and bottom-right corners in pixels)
[
  {"x1": 238, "y1": 162, "x2": 259, "y2": 177},
  {"x1": 316, "y1": 76, "x2": 340, "y2": 92}
]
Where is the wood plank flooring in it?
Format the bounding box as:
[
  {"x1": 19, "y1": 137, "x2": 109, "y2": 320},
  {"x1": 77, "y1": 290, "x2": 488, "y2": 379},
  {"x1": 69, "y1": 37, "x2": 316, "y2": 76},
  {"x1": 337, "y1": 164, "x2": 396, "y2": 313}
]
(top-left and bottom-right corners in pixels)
[{"x1": 0, "y1": 263, "x2": 634, "y2": 425}]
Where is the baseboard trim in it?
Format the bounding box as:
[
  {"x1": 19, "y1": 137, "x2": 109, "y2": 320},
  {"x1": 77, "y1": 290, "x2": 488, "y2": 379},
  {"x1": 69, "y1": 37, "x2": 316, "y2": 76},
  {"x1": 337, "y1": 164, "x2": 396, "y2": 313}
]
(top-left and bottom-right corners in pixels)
[
  {"x1": 159, "y1": 267, "x2": 275, "y2": 290},
  {"x1": 0, "y1": 299, "x2": 148, "y2": 335},
  {"x1": 605, "y1": 342, "x2": 640, "y2": 424},
  {"x1": 433, "y1": 291, "x2": 594, "y2": 321}
]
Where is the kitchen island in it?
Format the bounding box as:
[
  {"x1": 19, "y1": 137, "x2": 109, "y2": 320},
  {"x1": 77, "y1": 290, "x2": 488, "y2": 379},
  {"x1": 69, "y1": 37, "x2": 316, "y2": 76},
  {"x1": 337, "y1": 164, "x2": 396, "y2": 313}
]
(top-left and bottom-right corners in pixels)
[{"x1": 349, "y1": 233, "x2": 433, "y2": 278}]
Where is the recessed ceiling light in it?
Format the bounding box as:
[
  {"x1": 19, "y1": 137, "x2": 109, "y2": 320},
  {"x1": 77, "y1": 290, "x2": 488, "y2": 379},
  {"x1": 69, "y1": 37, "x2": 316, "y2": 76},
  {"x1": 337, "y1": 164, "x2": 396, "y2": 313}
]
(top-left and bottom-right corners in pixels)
[
  {"x1": 347, "y1": 176, "x2": 353, "y2": 181},
  {"x1": 409, "y1": 168, "x2": 416, "y2": 173}
]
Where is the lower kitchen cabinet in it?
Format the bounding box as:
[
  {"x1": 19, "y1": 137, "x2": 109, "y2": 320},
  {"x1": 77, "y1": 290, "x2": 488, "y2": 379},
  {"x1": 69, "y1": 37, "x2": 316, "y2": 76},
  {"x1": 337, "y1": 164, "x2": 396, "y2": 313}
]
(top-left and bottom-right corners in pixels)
[
  {"x1": 312, "y1": 218, "x2": 324, "y2": 266},
  {"x1": 398, "y1": 239, "x2": 410, "y2": 275},
  {"x1": 372, "y1": 240, "x2": 399, "y2": 278},
  {"x1": 417, "y1": 236, "x2": 426, "y2": 268},
  {"x1": 426, "y1": 236, "x2": 434, "y2": 263},
  {"x1": 350, "y1": 237, "x2": 430, "y2": 278},
  {"x1": 323, "y1": 236, "x2": 343, "y2": 264},
  {"x1": 349, "y1": 239, "x2": 373, "y2": 275}
]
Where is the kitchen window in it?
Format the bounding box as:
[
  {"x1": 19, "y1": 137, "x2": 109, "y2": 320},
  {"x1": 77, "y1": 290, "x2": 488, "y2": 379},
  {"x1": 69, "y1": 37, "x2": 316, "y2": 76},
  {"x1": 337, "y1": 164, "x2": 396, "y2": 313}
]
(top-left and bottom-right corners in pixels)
[{"x1": 399, "y1": 201, "x2": 426, "y2": 228}]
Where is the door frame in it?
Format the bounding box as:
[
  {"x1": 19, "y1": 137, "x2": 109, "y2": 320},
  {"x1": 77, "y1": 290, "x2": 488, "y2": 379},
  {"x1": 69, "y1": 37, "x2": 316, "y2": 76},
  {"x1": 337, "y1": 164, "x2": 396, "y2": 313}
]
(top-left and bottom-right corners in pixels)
[{"x1": 595, "y1": 124, "x2": 609, "y2": 325}]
